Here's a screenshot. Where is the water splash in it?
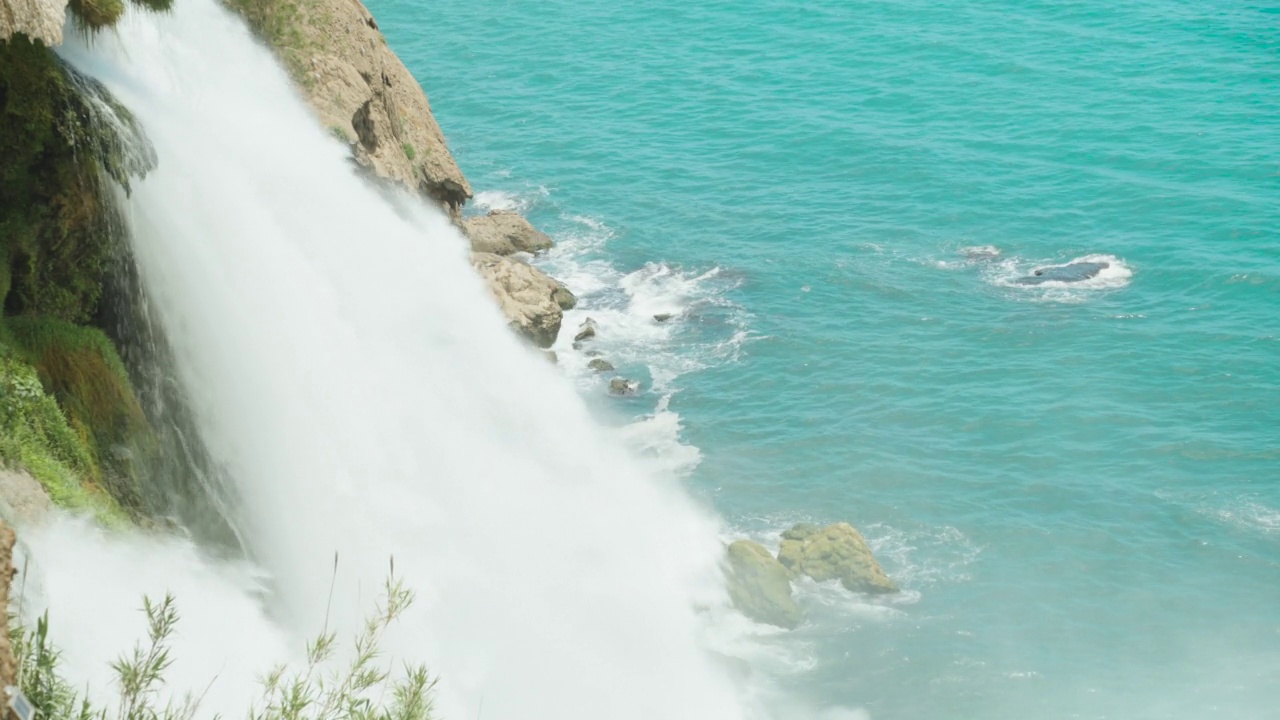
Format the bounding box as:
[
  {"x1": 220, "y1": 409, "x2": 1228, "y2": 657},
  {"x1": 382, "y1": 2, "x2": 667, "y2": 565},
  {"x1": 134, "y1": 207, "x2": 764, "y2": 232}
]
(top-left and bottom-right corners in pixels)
[{"x1": 53, "y1": 2, "x2": 759, "y2": 718}]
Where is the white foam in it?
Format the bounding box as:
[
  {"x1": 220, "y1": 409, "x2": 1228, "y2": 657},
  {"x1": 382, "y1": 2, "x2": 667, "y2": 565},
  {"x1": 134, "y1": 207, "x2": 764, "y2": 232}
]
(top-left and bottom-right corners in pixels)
[{"x1": 12, "y1": 516, "x2": 294, "y2": 717}]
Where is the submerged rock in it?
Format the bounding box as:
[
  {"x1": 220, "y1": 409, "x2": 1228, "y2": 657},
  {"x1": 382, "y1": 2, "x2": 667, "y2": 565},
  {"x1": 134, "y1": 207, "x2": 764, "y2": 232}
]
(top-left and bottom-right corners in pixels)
[
  {"x1": 587, "y1": 358, "x2": 614, "y2": 372},
  {"x1": 463, "y1": 210, "x2": 554, "y2": 256},
  {"x1": 470, "y1": 253, "x2": 567, "y2": 348},
  {"x1": 653, "y1": 313, "x2": 674, "y2": 323},
  {"x1": 608, "y1": 378, "x2": 637, "y2": 395},
  {"x1": 725, "y1": 540, "x2": 802, "y2": 629},
  {"x1": 1013, "y1": 261, "x2": 1109, "y2": 285},
  {"x1": 778, "y1": 522, "x2": 898, "y2": 594}
]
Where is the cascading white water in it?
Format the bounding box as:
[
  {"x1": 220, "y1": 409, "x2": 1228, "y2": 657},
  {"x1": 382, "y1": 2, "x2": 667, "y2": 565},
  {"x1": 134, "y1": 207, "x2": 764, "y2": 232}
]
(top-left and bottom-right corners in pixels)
[{"x1": 48, "y1": 1, "x2": 759, "y2": 717}]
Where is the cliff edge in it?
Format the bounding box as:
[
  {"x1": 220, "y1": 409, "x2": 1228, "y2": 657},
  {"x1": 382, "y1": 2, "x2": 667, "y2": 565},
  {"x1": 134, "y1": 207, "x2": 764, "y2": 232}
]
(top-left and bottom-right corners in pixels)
[
  {"x1": 1, "y1": 0, "x2": 67, "y2": 45},
  {"x1": 226, "y1": 0, "x2": 471, "y2": 215}
]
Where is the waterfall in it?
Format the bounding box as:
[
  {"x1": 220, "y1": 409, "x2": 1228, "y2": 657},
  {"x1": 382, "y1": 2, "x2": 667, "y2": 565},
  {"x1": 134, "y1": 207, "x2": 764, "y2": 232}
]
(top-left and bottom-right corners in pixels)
[{"x1": 39, "y1": 1, "x2": 756, "y2": 717}]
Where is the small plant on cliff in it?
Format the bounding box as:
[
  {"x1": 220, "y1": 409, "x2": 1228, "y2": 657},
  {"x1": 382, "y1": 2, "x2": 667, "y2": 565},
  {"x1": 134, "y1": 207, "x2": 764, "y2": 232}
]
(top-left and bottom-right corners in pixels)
[
  {"x1": 10, "y1": 570, "x2": 438, "y2": 720},
  {"x1": 402, "y1": 144, "x2": 417, "y2": 161}
]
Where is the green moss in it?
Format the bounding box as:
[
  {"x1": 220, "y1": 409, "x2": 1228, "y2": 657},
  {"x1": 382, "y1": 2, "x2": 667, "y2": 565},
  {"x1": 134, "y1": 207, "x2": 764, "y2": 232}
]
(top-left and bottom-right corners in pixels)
[
  {"x1": 0, "y1": 348, "x2": 127, "y2": 525},
  {"x1": 0, "y1": 317, "x2": 153, "y2": 515},
  {"x1": 129, "y1": 0, "x2": 176, "y2": 11},
  {"x1": 68, "y1": 0, "x2": 127, "y2": 31},
  {"x1": 1, "y1": 37, "x2": 155, "y2": 324},
  {"x1": 402, "y1": 143, "x2": 416, "y2": 161}
]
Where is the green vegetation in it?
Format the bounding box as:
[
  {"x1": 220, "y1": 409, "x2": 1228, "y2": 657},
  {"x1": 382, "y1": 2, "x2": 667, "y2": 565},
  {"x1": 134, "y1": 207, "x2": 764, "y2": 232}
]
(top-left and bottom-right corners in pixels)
[
  {"x1": 0, "y1": 347, "x2": 126, "y2": 523},
  {"x1": 11, "y1": 575, "x2": 439, "y2": 720},
  {"x1": 402, "y1": 143, "x2": 416, "y2": 161},
  {"x1": 68, "y1": 0, "x2": 127, "y2": 31}
]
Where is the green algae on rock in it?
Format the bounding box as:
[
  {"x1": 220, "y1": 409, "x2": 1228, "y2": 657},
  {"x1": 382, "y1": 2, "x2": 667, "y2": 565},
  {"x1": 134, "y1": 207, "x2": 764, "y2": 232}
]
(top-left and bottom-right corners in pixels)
[
  {"x1": 778, "y1": 522, "x2": 899, "y2": 595},
  {"x1": 1, "y1": 36, "x2": 155, "y2": 323},
  {"x1": 725, "y1": 539, "x2": 803, "y2": 629},
  {"x1": 0, "y1": 318, "x2": 155, "y2": 516}
]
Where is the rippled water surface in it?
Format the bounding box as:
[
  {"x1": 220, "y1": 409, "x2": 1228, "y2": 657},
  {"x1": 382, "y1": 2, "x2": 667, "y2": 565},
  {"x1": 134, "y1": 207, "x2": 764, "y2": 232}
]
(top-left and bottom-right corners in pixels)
[{"x1": 370, "y1": 0, "x2": 1280, "y2": 716}]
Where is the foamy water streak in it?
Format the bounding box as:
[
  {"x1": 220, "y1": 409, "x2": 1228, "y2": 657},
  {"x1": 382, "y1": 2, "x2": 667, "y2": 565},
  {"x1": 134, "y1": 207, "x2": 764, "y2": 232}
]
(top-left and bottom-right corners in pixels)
[{"x1": 58, "y1": 2, "x2": 754, "y2": 718}]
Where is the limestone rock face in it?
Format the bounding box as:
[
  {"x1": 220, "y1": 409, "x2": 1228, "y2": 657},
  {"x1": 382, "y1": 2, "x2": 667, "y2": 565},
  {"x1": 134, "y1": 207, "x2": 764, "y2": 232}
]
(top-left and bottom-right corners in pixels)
[
  {"x1": 1, "y1": 0, "x2": 67, "y2": 45},
  {"x1": 0, "y1": 468, "x2": 53, "y2": 526},
  {"x1": 470, "y1": 252, "x2": 568, "y2": 348},
  {"x1": 725, "y1": 540, "x2": 802, "y2": 629},
  {"x1": 226, "y1": 0, "x2": 471, "y2": 214},
  {"x1": 463, "y1": 211, "x2": 554, "y2": 256},
  {"x1": 778, "y1": 522, "x2": 898, "y2": 594}
]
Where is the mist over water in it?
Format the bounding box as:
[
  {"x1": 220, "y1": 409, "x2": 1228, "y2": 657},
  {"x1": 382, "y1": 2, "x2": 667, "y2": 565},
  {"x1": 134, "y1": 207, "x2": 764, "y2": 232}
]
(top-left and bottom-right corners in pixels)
[{"x1": 39, "y1": 1, "x2": 779, "y2": 718}]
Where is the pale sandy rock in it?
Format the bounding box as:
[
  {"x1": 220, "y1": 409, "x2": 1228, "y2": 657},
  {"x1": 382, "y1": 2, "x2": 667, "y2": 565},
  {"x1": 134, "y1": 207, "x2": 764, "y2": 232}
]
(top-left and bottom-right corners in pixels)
[
  {"x1": 0, "y1": 467, "x2": 54, "y2": 526},
  {"x1": 226, "y1": 0, "x2": 471, "y2": 215},
  {"x1": 725, "y1": 540, "x2": 802, "y2": 629},
  {"x1": 463, "y1": 211, "x2": 554, "y2": 255},
  {"x1": 1, "y1": 0, "x2": 67, "y2": 44},
  {"x1": 470, "y1": 252, "x2": 568, "y2": 348},
  {"x1": 777, "y1": 522, "x2": 898, "y2": 594}
]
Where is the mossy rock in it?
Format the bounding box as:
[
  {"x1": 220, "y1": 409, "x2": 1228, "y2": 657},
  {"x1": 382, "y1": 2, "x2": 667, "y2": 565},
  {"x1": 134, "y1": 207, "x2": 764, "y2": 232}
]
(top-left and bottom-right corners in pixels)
[
  {"x1": 778, "y1": 522, "x2": 898, "y2": 594},
  {"x1": 0, "y1": 317, "x2": 154, "y2": 514},
  {"x1": 0, "y1": 348, "x2": 127, "y2": 525},
  {"x1": 1, "y1": 36, "x2": 155, "y2": 324},
  {"x1": 68, "y1": 0, "x2": 126, "y2": 31},
  {"x1": 725, "y1": 540, "x2": 802, "y2": 629}
]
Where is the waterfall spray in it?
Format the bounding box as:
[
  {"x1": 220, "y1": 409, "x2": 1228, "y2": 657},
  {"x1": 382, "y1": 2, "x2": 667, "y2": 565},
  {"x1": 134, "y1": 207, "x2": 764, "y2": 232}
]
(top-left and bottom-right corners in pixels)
[{"x1": 44, "y1": 1, "x2": 755, "y2": 718}]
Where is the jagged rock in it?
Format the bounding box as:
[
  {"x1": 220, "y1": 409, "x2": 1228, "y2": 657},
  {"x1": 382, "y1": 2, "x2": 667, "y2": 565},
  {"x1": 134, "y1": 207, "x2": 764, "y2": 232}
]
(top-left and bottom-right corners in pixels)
[
  {"x1": 574, "y1": 319, "x2": 597, "y2": 343},
  {"x1": 1, "y1": 0, "x2": 68, "y2": 44},
  {"x1": 470, "y1": 253, "x2": 566, "y2": 348},
  {"x1": 225, "y1": 0, "x2": 471, "y2": 215},
  {"x1": 608, "y1": 378, "x2": 637, "y2": 395},
  {"x1": 463, "y1": 211, "x2": 554, "y2": 255},
  {"x1": 653, "y1": 313, "x2": 673, "y2": 323},
  {"x1": 725, "y1": 540, "x2": 802, "y2": 629},
  {"x1": 587, "y1": 358, "x2": 614, "y2": 372},
  {"x1": 777, "y1": 522, "x2": 898, "y2": 594}
]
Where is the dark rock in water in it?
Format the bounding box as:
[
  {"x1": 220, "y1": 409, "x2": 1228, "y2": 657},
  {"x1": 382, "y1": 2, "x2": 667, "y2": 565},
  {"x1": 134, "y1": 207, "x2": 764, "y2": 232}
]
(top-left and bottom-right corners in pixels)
[
  {"x1": 552, "y1": 285, "x2": 577, "y2": 311},
  {"x1": 653, "y1": 313, "x2": 674, "y2": 323},
  {"x1": 1013, "y1": 261, "x2": 1109, "y2": 286},
  {"x1": 543, "y1": 350, "x2": 558, "y2": 364},
  {"x1": 573, "y1": 318, "x2": 597, "y2": 343},
  {"x1": 608, "y1": 378, "x2": 637, "y2": 395},
  {"x1": 587, "y1": 358, "x2": 615, "y2": 372}
]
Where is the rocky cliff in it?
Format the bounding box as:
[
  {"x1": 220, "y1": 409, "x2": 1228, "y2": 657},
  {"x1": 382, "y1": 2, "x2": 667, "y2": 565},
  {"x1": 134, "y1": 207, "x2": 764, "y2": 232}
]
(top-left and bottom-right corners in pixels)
[
  {"x1": 223, "y1": 0, "x2": 574, "y2": 348},
  {"x1": 1, "y1": 0, "x2": 67, "y2": 44}
]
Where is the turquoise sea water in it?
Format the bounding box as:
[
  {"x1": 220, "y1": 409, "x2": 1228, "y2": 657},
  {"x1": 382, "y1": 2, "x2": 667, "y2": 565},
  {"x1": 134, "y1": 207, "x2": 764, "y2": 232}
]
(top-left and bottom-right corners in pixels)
[{"x1": 370, "y1": 0, "x2": 1279, "y2": 716}]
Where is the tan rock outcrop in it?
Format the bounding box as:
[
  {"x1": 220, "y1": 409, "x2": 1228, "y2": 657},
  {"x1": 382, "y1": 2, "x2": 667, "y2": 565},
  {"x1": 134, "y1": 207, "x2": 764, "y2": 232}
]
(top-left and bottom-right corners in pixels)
[
  {"x1": 0, "y1": 468, "x2": 54, "y2": 526},
  {"x1": 470, "y1": 252, "x2": 575, "y2": 348},
  {"x1": 226, "y1": 0, "x2": 471, "y2": 215},
  {"x1": 1, "y1": 0, "x2": 67, "y2": 45},
  {"x1": 778, "y1": 522, "x2": 898, "y2": 594},
  {"x1": 0, "y1": 520, "x2": 16, "y2": 692},
  {"x1": 463, "y1": 211, "x2": 554, "y2": 256},
  {"x1": 725, "y1": 540, "x2": 802, "y2": 629}
]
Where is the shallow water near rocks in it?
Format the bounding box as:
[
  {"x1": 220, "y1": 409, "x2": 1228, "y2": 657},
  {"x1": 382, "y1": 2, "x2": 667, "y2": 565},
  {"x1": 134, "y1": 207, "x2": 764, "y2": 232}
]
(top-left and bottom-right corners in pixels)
[{"x1": 372, "y1": 0, "x2": 1280, "y2": 717}]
